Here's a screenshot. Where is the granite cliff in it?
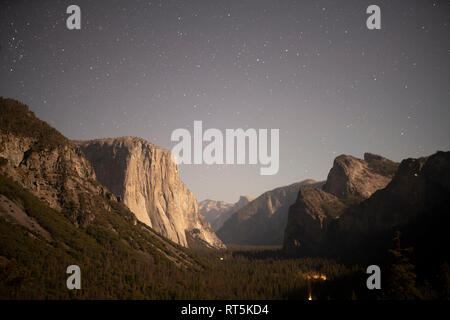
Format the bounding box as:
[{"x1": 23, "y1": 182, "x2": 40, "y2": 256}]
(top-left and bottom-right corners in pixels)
[
  {"x1": 0, "y1": 98, "x2": 223, "y2": 250},
  {"x1": 76, "y1": 137, "x2": 225, "y2": 249},
  {"x1": 284, "y1": 153, "x2": 398, "y2": 255},
  {"x1": 323, "y1": 153, "x2": 398, "y2": 199},
  {"x1": 0, "y1": 99, "x2": 110, "y2": 226}
]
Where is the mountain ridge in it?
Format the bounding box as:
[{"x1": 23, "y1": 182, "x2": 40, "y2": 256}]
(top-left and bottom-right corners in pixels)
[
  {"x1": 199, "y1": 195, "x2": 253, "y2": 231},
  {"x1": 0, "y1": 98, "x2": 223, "y2": 249},
  {"x1": 217, "y1": 179, "x2": 321, "y2": 245}
]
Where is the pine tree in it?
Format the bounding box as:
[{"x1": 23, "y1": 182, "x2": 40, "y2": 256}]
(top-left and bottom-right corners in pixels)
[{"x1": 385, "y1": 231, "x2": 422, "y2": 299}]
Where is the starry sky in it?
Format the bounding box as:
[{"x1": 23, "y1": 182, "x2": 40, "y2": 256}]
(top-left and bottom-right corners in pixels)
[{"x1": 0, "y1": 0, "x2": 449, "y2": 203}]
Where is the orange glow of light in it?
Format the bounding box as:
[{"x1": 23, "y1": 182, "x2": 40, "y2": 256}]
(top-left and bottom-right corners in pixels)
[{"x1": 306, "y1": 273, "x2": 327, "y2": 280}]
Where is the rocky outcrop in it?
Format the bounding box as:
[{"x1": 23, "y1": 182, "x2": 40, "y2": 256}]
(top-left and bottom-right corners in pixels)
[
  {"x1": 77, "y1": 137, "x2": 225, "y2": 249},
  {"x1": 200, "y1": 195, "x2": 253, "y2": 231},
  {"x1": 325, "y1": 151, "x2": 450, "y2": 261},
  {"x1": 284, "y1": 153, "x2": 398, "y2": 255},
  {"x1": 323, "y1": 153, "x2": 397, "y2": 199},
  {"x1": 217, "y1": 180, "x2": 321, "y2": 245},
  {"x1": 0, "y1": 99, "x2": 109, "y2": 226}
]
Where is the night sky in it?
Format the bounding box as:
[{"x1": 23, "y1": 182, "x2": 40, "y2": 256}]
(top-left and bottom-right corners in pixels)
[{"x1": 0, "y1": 0, "x2": 449, "y2": 202}]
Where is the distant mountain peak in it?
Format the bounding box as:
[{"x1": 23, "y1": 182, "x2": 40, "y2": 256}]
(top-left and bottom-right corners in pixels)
[
  {"x1": 217, "y1": 179, "x2": 319, "y2": 245},
  {"x1": 199, "y1": 195, "x2": 253, "y2": 232}
]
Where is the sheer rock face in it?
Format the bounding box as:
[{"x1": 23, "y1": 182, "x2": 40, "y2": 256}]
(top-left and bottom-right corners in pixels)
[
  {"x1": 0, "y1": 133, "x2": 105, "y2": 225},
  {"x1": 283, "y1": 186, "x2": 345, "y2": 255},
  {"x1": 77, "y1": 137, "x2": 225, "y2": 249},
  {"x1": 323, "y1": 153, "x2": 396, "y2": 199},
  {"x1": 284, "y1": 153, "x2": 399, "y2": 255},
  {"x1": 217, "y1": 180, "x2": 321, "y2": 245},
  {"x1": 199, "y1": 196, "x2": 253, "y2": 231}
]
